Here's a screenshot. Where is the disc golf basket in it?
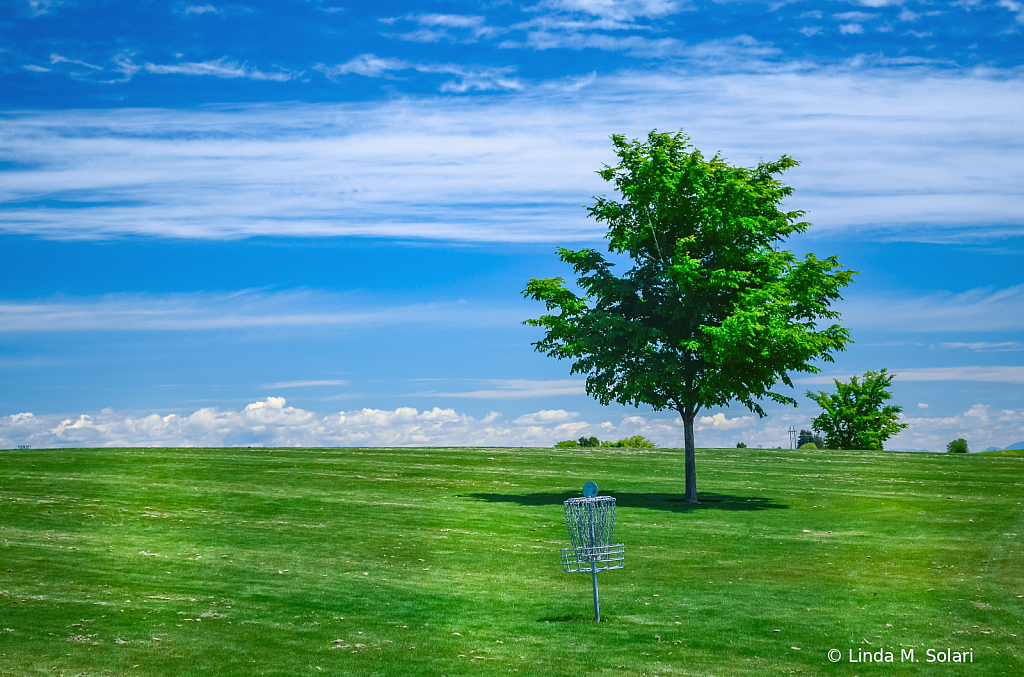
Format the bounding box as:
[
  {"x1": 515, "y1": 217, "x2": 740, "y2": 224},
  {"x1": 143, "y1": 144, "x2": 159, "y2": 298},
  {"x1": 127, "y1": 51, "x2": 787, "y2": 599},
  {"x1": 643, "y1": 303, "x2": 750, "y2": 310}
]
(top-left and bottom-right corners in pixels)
[{"x1": 560, "y1": 481, "x2": 625, "y2": 621}]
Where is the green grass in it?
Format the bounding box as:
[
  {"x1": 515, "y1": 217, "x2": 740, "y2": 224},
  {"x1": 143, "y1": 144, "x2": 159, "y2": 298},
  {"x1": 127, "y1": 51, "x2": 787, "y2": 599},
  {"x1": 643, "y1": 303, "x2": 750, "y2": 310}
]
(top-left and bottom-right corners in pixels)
[
  {"x1": 977, "y1": 449, "x2": 1024, "y2": 457},
  {"x1": 1, "y1": 446, "x2": 1022, "y2": 676}
]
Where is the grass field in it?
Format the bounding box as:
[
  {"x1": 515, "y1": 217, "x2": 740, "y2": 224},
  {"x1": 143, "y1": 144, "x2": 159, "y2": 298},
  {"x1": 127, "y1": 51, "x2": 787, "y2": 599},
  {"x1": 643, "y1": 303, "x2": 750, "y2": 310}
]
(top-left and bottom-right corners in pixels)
[{"x1": 1, "y1": 445, "x2": 1022, "y2": 676}]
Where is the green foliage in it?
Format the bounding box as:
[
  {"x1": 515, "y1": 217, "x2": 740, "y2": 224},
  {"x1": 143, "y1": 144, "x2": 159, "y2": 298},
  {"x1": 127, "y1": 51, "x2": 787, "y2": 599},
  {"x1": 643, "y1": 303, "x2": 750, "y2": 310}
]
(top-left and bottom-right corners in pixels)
[
  {"x1": 523, "y1": 130, "x2": 855, "y2": 501},
  {"x1": 947, "y1": 438, "x2": 969, "y2": 454},
  {"x1": 797, "y1": 429, "x2": 825, "y2": 448},
  {"x1": 601, "y1": 435, "x2": 656, "y2": 449},
  {"x1": 806, "y1": 369, "x2": 908, "y2": 450},
  {"x1": 557, "y1": 435, "x2": 655, "y2": 449},
  {"x1": 736, "y1": 442, "x2": 747, "y2": 448},
  {"x1": 798, "y1": 442, "x2": 819, "y2": 450}
]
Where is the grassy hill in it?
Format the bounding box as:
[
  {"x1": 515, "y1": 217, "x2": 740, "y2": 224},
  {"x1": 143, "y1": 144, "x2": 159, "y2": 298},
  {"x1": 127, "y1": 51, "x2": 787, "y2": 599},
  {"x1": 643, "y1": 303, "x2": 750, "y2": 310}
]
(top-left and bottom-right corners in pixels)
[{"x1": 1, "y1": 445, "x2": 1021, "y2": 676}]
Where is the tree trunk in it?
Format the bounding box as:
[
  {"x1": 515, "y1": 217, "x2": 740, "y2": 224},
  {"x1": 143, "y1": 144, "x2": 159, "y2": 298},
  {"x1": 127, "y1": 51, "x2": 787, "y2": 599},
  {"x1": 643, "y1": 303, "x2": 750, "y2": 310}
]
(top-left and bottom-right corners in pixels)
[{"x1": 681, "y1": 408, "x2": 698, "y2": 504}]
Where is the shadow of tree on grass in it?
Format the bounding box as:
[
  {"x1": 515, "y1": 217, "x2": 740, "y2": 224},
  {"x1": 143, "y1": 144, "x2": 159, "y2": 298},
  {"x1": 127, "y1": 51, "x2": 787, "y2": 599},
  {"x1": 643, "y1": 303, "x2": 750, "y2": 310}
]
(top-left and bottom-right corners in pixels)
[{"x1": 461, "y1": 491, "x2": 788, "y2": 512}]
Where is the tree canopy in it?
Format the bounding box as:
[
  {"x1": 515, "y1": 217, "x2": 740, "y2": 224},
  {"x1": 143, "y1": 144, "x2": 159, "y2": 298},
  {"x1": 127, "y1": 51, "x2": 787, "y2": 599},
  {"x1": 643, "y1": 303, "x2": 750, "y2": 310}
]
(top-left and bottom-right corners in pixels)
[
  {"x1": 524, "y1": 130, "x2": 855, "y2": 502},
  {"x1": 806, "y1": 369, "x2": 908, "y2": 450}
]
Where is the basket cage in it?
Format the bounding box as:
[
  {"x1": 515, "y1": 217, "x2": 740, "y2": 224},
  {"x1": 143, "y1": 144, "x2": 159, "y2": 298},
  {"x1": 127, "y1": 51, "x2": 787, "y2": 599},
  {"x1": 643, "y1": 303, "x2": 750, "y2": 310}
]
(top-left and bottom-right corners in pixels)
[
  {"x1": 564, "y1": 495, "x2": 617, "y2": 550},
  {"x1": 561, "y1": 496, "x2": 624, "y2": 572}
]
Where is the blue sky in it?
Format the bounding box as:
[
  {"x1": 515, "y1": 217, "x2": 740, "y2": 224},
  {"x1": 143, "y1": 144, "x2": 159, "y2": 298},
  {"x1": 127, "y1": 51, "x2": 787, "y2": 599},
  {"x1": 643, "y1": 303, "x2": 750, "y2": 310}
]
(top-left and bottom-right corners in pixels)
[{"x1": 1, "y1": 0, "x2": 1022, "y2": 451}]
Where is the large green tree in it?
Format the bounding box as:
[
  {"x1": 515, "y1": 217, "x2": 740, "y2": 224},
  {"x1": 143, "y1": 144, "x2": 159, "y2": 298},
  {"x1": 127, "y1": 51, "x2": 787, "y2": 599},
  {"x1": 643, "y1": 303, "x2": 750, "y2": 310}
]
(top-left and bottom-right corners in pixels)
[
  {"x1": 523, "y1": 130, "x2": 855, "y2": 503},
  {"x1": 806, "y1": 369, "x2": 908, "y2": 450}
]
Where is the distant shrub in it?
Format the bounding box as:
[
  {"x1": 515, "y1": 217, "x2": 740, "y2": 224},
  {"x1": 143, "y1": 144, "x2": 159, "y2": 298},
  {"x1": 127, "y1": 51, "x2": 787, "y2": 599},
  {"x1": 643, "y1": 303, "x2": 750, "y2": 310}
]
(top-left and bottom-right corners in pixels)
[
  {"x1": 554, "y1": 440, "x2": 579, "y2": 448},
  {"x1": 798, "y1": 429, "x2": 826, "y2": 449},
  {"x1": 799, "y1": 442, "x2": 818, "y2": 450},
  {"x1": 578, "y1": 436, "x2": 601, "y2": 448},
  {"x1": 947, "y1": 438, "x2": 969, "y2": 454},
  {"x1": 736, "y1": 442, "x2": 747, "y2": 448},
  {"x1": 601, "y1": 435, "x2": 656, "y2": 449}
]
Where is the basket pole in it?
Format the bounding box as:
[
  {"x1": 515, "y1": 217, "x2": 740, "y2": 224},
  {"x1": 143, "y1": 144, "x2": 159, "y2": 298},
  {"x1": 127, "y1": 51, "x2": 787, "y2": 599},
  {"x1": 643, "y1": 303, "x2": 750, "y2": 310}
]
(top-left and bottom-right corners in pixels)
[{"x1": 588, "y1": 500, "x2": 600, "y2": 621}]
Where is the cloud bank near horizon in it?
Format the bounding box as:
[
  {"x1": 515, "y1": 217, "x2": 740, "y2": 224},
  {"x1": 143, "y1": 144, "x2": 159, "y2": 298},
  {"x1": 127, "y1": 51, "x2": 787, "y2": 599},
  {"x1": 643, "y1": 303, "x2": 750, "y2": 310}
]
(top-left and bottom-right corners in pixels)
[{"x1": 3, "y1": 397, "x2": 1020, "y2": 453}]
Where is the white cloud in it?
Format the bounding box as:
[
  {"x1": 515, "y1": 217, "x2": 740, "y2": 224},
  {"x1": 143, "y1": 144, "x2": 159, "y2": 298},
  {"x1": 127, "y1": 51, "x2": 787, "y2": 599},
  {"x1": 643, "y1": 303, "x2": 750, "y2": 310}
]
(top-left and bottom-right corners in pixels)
[
  {"x1": 27, "y1": 0, "x2": 64, "y2": 16},
  {"x1": 512, "y1": 409, "x2": 579, "y2": 424},
  {"x1": 833, "y1": 11, "x2": 877, "y2": 20},
  {"x1": 6, "y1": 398, "x2": 1017, "y2": 451},
  {"x1": 898, "y1": 7, "x2": 920, "y2": 21},
  {"x1": 889, "y1": 404, "x2": 1024, "y2": 452},
  {"x1": 998, "y1": 0, "x2": 1024, "y2": 24},
  {"x1": 839, "y1": 23, "x2": 865, "y2": 34},
  {"x1": 799, "y1": 26, "x2": 824, "y2": 37},
  {"x1": 0, "y1": 290, "x2": 520, "y2": 333},
  {"x1": 918, "y1": 402, "x2": 929, "y2": 408},
  {"x1": 22, "y1": 64, "x2": 51, "y2": 72},
  {"x1": 697, "y1": 412, "x2": 757, "y2": 431},
  {"x1": 1, "y1": 67, "x2": 1022, "y2": 242},
  {"x1": 0, "y1": 399, "x2": 645, "y2": 448},
  {"x1": 184, "y1": 4, "x2": 217, "y2": 14},
  {"x1": 847, "y1": 0, "x2": 904, "y2": 6},
  {"x1": 143, "y1": 57, "x2": 298, "y2": 82}
]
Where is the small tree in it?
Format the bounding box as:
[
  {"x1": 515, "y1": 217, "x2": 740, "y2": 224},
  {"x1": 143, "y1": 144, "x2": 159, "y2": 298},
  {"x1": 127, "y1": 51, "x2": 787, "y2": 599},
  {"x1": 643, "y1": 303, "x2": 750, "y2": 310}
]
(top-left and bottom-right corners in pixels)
[
  {"x1": 736, "y1": 442, "x2": 747, "y2": 448},
  {"x1": 947, "y1": 438, "x2": 969, "y2": 453},
  {"x1": 554, "y1": 439, "x2": 580, "y2": 448},
  {"x1": 806, "y1": 369, "x2": 908, "y2": 450},
  {"x1": 578, "y1": 436, "x2": 601, "y2": 448},
  {"x1": 524, "y1": 130, "x2": 855, "y2": 503}
]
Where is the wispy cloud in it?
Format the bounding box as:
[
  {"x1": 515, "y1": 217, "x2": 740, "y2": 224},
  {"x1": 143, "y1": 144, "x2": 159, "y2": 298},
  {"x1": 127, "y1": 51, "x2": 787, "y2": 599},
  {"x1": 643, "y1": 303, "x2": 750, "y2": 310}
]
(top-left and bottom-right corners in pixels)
[
  {"x1": 264, "y1": 380, "x2": 348, "y2": 388},
  {"x1": 314, "y1": 53, "x2": 521, "y2": 91},
  {"x1": 528, "y1": 0, "x2": 685, "y2": 21},
  {"x1": 143, "y1": 57, "x2": 299, "y2": 82},
  {"x1": 1, "y1": 67, "x2": 1021, "y2": 243},
  {"x1": 420, "y1": 379, "x2": 587, "y2": 398},
  {"x1": 842, "y1": 284, "x2": 1024, "y2": 332},
  {"x1": 798, "y1": 366, "x2": 1024, "y2": 384},
  {"x1": 27, "y1": 0, "x2": 64, "y2": 17},
  {"x1": 38, "y1": 53, "x2": 297, "y2": 83},
  {"x1": 380, "y1": 13, "x2": 504, "y2": 42},
  {"x1": 50, "y1": 53, "x2": 104, "y2": 70},
  {"x1": 0, "y1": 291, "x2": 519, "y2": 333},
  {"x1": 892, "y1": 366, "x2": 1024, "y2": 383},
  {"x1": 939, "y1": 341, "x2": 1023, "y2": 352}
]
